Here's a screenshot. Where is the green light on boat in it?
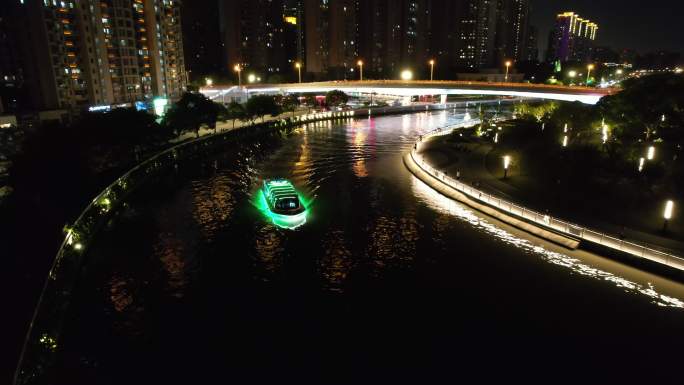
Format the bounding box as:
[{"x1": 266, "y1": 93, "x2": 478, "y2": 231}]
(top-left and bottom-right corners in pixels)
[{"x1": 254, "y1": 182, "x2": 310, "y2": 230}]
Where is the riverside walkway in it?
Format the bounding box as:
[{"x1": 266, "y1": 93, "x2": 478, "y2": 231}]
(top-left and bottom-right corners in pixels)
[{"x1": 407, "y1": 122, "x2": 684, "y2": 272}]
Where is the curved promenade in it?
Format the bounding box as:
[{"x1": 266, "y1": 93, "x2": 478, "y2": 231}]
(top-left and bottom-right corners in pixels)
[{"x1": 404, "y1": 125, "x2": 684, "y2": 272}]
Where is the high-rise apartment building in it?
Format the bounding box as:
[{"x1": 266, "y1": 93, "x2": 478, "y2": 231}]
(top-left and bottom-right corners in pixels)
[
  {"x1": 494, "y1": 0, "x2": 529, "y2": 64},
  {"x1": 0, "y1": 3, "x2": 24, "y2": 112},
  {"x1": 547, "y1": 11, "x2": 598, "y2": 63},
  {"x1": 9, "y1": 0, "x2": 186, "y2": 112},
  {"x1": 218, "y1": 0, "x2": 534, "y2": 79},
  {"x1": 220, "y1": 0, "x2": 295, "y2": 78},
  {"x1": 355, "y1": 0, "x2": 431, "y2": 77}
]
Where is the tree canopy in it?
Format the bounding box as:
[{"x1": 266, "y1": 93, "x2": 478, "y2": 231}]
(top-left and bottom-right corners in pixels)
[
  {"x1": 163, "y1": 92, "x2": 224, "y2": 137},
  {"x1": 245, "y1": 95, "x2": 281, "y2": 122},
  {"x1": 325, "y1": 90, "x2": 348, "y2": 107}
]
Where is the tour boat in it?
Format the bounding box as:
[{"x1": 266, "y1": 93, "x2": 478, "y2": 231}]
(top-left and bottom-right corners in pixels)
[{"x1": 260, "y1": 179, "x2": 307, "y2": 229}]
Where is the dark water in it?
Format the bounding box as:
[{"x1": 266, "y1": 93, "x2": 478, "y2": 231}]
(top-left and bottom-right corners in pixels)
[{"x1": 54, "y1": 112, "x2": 684, "y2": 383}]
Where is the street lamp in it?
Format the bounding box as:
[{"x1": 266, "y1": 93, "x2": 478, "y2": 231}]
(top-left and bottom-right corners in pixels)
[
  {"x1": 247, "y1": 73, "x2": 257, "y2": 83},
  {"x1": 357, "y1": 60, "x2": 364, "y2": 81},
  {"x1": 568, "y1": 70, "x2": 577, "y2": 79},
  {"x1": 504, "y1": 60, "x2": 512, "y2": 82},
  {"x1": 233, "y1": 64, "x2": 242, "y2": 87},
  {"x1": 503, "y1": 155, "x2": 511, "y2": 179},
  {"x1": 400, "y1": 69, "x2": 413, "y2": 81},
  {"x1": 429, "y1": 59, "x2": 435, "y2": 81},
  {"x1": 562, "y1": 135, "x2": 568, "y2": 147},
  {"x1": 638, "y1": 157, "x2": 645, "y2": 172},
  {"x1": 663, "y1": 200, "x2": 674, "y2": 231},
  {"x1": 295, "y1": 62, "x2": 302, "y2": 83},
  {"x1": 586, "y1": 64, "x2": 595, "y2": 85},
  {"x1": 647, "y1": 145, "x2": 655, "y2": 160},
  {"x1": 205, "y1": 78, "x2": 213, "y2": 87},
  {"x1": 616, "y1": 69, "x2": 623, "y2": 75}
]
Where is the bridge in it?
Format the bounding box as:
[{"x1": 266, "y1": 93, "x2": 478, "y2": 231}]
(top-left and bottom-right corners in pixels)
[{"x1": 201, "y1": 80, "x2": 615, "y2": 105}]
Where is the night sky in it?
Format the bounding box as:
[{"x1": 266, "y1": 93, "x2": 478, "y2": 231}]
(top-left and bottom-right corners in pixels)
[{"x1": 531, "y1": 0, "x2": 684, "y2": 55}]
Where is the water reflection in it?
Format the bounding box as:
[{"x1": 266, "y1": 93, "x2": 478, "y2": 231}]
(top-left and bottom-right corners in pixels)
[
  {"x1": 253, "y1": 226, "x2": 284, "y2": 279},
  {"x1": 319, "y1": 229, "x2": 353, "y2": 292},
  {"x1": 410, "y1": 175, "x2": 684, "y2": 309},
  {"x1": 154, "y1": 232, "x2": 189, "y2": 298},
  {"x1": 366, "y1": 210, "x2": 419, "y2": 272}
]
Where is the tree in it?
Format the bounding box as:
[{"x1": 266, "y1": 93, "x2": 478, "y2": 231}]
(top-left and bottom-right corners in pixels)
[
  {"x1": 163, "y1": 92, "x2": 223, "y2": 138},
  {"x1": 598, "y1": 73, "x2": 684, "y2": 142},
  {"x1": 245, "y1": 95, "x2": 281, "y2": 122},
  {"x1": 325, "y1": 90, "x2": 349, "y2": 107},
  {"x1": 224, "y1": 101, "x2": 246, "y2": 129},
  {"x1": 281, "y1": 94, "x2": 300, "y2": 117}
]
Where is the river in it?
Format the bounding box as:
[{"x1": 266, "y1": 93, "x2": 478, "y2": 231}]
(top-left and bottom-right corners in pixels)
[{"x1": 53, "y1": 110, "x2": 684, "y2": 383}]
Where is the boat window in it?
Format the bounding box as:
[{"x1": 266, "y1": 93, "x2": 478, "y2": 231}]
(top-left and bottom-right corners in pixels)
[{"x1": 277, "y1": 198, "x2": 299, "y2": 210}]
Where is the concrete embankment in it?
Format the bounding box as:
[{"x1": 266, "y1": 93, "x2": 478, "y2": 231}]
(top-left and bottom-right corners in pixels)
[{"x1": 404, "y1": 152, "x2": 580, "y2": 249}]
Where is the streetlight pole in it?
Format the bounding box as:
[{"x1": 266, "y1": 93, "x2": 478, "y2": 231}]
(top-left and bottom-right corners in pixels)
[
  {"x1": 586, "y1": 64, "x2": 595, "y2": 85},
  {"x1": 357, "y1": 60, "x2": 363, "y2": 81},
  {"x1": 504, "y1": 60, "x2": 512, "y2": 82},
  {"x1": 429, "y1": 59, "x2": 435, "y2": 81},
  {"x1": 295, "y1": 62, "x2": 302, "y2": 83},
  {"x1": 234, "y1": 64, "x2": 242, "y2": 87}
]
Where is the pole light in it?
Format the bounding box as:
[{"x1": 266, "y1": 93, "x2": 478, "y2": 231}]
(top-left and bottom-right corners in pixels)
[
  {"x1": 568, "y1": 70, "x2": 577, "y2": 79},
  {"x1": 401, "y1": 69, "x2": 413, "y2": 81},
  {"x1": 647, "y1": 146, "x2": 655, "y2": 160},
  {"x1": 562, "y1": 135, "x2": 568, "y2": 147},
  {"x1": 663, "y1": 200, "x2": 674, "y2": 231},
  {"x1": 295, "y1": 62, "x2": 302, "y2": 83},
  {"x1": 503, "y1": 155, "x2": 511, "y2": 179},
  {"x1": 586, "y1": 64, "x2": 595, "y2": 85},
  {"x1": 247, "y1": 73, "x2": 257, "y2": 83},
  {"x1": 233, "y1": 64, "x2": 242, "y2": 87},
  {"x1": 638, "y1": 157, "x2": 645, "y2": 172},
  {"x1": 504, "y1": 60, "x2": 512, "y2": 82},
  {"x1": 357, "y1": 60, "x2": 363, "y2": 81},
  {"x1": 602, "y1": 124, "x2": 609, "y2": 143},
  {"x1": 429, "y1": 59, "x2": 435, "y2": 81},
  {"x1": 205, "y1": 78, "x2": 213, "y2": 87}
]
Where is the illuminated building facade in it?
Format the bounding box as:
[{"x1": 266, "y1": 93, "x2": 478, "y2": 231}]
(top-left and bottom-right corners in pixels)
[
  {"x1": 547, "y1": 11, "x2": 598, "y2": 63},
  {"x1": 10, "y1": 0, "x2": 186, "y2": 111}
]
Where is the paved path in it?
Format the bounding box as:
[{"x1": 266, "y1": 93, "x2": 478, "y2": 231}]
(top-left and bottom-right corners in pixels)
[{"x1": 418, "y1": 134, "x2": 684, "y2": 256}]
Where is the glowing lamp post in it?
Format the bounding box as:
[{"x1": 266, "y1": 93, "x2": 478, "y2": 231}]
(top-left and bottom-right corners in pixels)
[
  {"x1": 504, "y1": 60, "x2": 512, "y2": 82},
  {"x1": 233, "y1": 64, "x2": 242, "y2": 87},
  {"x1": 429, "y1": 59, "x2": 435, "y2": 81},
  {"x1": 562, "y1": 135, "x2": 568, "y2": 147},
  {"x1": 357, "y1": 60, "x2": 364, "y2": 81},
  {"x1": 638, "y1": 157, "x2": 645, "y2": 172},
  {"x1": 647, "y1": 146, "x2": 655, "y2": 160},
  {"x1": 295, "y1": 62, "x2": 302, "y2": 83},
  {"x1": 247, "y1": 73, "x2": 257, "y2": 83},
  {"x1": 400, "y1": 69, "x2": 413, "y2": 81},
  {"x1": 503, "y1": 155, "x2": 511, "y2": 179},
  {"x1": 663, "y1": 200, "x2": 674, "y2": 231},
  {"x1": 205, "y1": 78, "x2": 213, "y2": 87},
  {"x1": 586, "y1": 64, "x2": 595, "y2": 85}
]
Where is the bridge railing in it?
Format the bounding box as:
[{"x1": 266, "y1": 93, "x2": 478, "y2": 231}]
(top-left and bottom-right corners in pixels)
[{"x1": 411, "y1": 127, "x2": 684, "y2": 272}]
